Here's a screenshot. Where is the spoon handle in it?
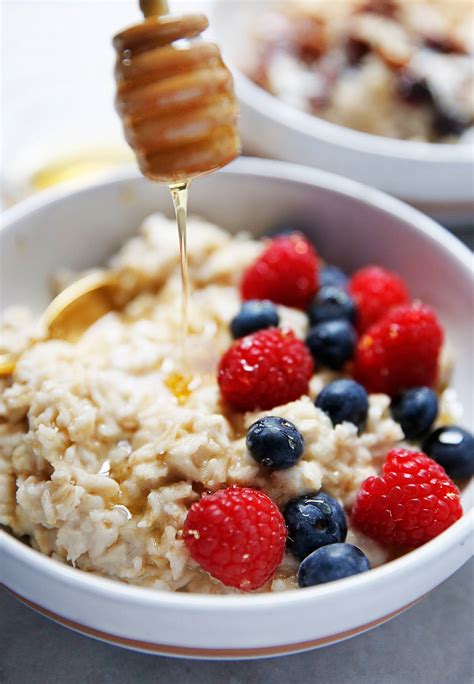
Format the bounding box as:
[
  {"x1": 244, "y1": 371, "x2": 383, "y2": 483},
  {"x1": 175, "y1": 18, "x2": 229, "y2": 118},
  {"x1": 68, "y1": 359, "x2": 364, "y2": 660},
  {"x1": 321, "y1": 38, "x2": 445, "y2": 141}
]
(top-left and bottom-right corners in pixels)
[
  {"x1": 0, "y1": 351, "x2": 19, "y2": 376},
  {"x1": 139, "y1": 0, "x2": 169, "y2": 17}
]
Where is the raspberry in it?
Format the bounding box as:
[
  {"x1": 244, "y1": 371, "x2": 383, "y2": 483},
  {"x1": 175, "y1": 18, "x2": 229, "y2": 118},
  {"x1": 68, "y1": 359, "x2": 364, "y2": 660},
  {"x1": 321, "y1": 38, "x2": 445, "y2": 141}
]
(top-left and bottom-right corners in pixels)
[
  {"x1": 241, "y1": 234, "x2": 320, "y2": 309},
  {"x1": 352, "y1": 448, "x2": 462, "y2": 548},
  {"x1": 354, "y1": 303, "x2": 443, "y2": 396},
  {"x1": 348, "y1": 265, "x2": 409, "y2": 333},
  {"x1": 183, "y1": 485, "x2": 287, "y2": 590},
  {"x1": 218, "y1": 328, "x2": 314, "y2": 411}
]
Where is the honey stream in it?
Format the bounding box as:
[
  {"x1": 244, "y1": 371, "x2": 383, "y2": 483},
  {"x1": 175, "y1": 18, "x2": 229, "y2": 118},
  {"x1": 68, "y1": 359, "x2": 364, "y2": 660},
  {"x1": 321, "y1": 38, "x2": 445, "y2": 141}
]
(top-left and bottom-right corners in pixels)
[{"x1": 169, "y1": 181, "x2": 190, "y2": 361}]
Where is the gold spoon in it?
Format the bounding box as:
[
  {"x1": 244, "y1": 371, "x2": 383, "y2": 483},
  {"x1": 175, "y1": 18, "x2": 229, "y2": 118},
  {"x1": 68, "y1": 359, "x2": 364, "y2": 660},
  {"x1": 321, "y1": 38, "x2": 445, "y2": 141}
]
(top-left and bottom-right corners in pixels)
[{"x1": 0, "y1": 271, "x2": 118, "y2": 376}]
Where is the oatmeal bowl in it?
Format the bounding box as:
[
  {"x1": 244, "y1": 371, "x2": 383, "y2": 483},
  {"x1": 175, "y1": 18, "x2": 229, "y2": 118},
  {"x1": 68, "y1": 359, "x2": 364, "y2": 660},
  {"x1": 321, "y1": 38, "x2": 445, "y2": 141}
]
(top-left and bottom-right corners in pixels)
[
  {"x1": 211, "y1": 0, "x2": 474, "y2": 226},
  {"x1": 1, "y1": 157, "x2": 473, "y2": 658}
]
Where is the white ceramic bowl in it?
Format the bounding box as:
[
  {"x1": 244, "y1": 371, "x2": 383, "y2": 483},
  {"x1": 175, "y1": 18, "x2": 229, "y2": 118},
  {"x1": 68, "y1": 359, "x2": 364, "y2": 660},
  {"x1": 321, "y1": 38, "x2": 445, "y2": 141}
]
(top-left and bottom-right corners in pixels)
[
  {"x1": 1, "y1": 158, "x2": 473, "y2": 659},
  {"x1": 210, "y1": 1, "x2": 474, "y2": 227}
]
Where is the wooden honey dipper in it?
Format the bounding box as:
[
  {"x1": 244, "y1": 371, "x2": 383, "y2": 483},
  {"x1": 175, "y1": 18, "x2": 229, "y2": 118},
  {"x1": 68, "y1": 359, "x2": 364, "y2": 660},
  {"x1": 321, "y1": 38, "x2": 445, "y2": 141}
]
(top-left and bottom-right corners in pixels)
[
  {"x1": 113, "y1": 0, "x2": 241, "y2": 182},
  {"x1": 0, "y1": 0, "x2": 240, "y2": 377}
]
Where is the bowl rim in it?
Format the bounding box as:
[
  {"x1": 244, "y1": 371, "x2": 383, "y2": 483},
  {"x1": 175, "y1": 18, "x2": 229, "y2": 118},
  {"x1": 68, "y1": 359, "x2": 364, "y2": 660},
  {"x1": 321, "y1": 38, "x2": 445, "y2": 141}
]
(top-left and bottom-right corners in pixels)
[
  {"x1": 2, "y1": 511, "x2": 473, "y2": 610},
  {"x1": 2, "y1": 157, "x2": 473, "y2": 270},
  {"x1": 1, "y1": 157, "x2": 473, "y2": 611},
  {"x1": 209, "y1": 1, "x2": 474, "y2": 165}
]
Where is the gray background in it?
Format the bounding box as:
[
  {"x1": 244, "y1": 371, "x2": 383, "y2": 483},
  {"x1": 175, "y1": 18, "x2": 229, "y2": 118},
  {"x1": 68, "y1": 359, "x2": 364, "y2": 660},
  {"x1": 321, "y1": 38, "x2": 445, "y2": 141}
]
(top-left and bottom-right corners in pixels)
[{"x1": 1, "y1": 560, "x2": 473, "y2": 684}]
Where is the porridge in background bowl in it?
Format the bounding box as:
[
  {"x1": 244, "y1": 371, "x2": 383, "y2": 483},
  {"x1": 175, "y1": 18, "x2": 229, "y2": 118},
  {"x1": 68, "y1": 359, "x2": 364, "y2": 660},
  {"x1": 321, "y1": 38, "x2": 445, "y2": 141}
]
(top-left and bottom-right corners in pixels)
[
  {"x1": 0, "y1": 214, "x2": 472, "y2": 594},
  {"x1": 247, "y1": 0, "x2": 474, "y2": 142}
]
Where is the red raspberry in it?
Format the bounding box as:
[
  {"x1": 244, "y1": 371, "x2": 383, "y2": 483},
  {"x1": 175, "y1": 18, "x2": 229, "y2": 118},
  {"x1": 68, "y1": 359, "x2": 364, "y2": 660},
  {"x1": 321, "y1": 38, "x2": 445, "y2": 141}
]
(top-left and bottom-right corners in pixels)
[
  {"x1": 352, "y1": 448, "x2": 462, "y2": 548},
  {"x1": 218, "y1": 328, "x2": 314, "y2": 411},
  {"x1": 354, "y1": 303, "x2": 443, "y2": 396},
  {"x1": 241, "y1": 234, "x2": 320, "y2": 309},
  {"x1": 348, "y1": 265, "x2": 409, "y2": 333},
  {"x1": 183, "y1": 485, "x2": 287, "y2": 590}
]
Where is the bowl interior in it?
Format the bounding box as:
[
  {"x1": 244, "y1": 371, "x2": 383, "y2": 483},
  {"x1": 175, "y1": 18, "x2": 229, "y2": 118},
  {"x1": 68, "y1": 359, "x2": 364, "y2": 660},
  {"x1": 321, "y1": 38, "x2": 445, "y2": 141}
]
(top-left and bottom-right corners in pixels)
[{"x1": 2, "y1": 159, "x2": 473, "y2": 505}]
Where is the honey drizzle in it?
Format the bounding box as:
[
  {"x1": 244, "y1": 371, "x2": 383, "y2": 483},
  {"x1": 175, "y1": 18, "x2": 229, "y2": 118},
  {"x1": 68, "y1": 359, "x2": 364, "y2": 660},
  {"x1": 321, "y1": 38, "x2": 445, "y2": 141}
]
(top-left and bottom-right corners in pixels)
[
  {"x1": 169, "y1": 181, "x2": 190, "y2": 360},
  {"x1": 165, "y1": 371, "x2": 193, "y2": 405}
]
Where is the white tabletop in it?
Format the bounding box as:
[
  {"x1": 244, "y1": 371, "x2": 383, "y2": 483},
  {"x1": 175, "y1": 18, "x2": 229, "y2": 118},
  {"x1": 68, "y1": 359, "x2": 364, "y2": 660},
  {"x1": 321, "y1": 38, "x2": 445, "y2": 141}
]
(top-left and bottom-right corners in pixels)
[{"x1": 1, "y1": 1, "x2": 205, "y2": 170}]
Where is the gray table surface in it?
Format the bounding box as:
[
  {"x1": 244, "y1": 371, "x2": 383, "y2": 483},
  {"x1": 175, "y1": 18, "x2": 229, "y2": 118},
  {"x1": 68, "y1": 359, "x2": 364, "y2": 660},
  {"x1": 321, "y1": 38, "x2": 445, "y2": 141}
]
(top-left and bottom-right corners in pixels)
[
  {"x1": 2, "y1": 227, "x2": 473, "y2": 684},
  {"x1": 1, "y1": 560, "x2": 473, "y2": 684}
]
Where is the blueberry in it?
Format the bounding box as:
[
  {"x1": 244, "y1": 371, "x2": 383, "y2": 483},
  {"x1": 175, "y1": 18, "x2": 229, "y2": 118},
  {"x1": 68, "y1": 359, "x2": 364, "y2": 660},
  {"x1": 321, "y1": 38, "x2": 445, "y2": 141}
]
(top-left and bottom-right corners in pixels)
[
  {"x1": 391, "y1": 387, "x2": 438, "y2": 441},
  {"x1": 266, "y1": 226, "x2": 299, "y2": 238},
  {"x1": 246, "y1": 416, "x2": 304, "y2": 470},
  {"x1": 308, "y1": 286, "x2": 356, "y2": 326},
  {"x1": 265, "y1": 222, "x2": 313, "y2": 243},
  {"x1": 345, "y1": 36, "x2": 370, "y2": 66},
  {"x1": 433, "y1": 109, "x2": 468, "y2": 138},
  {"x1": 306, "y1": 320, "x2": 356, "y2": 370},
  {"x1": 315, "y1": 379, "x2": 368, "y2": 430},
  {"x1": 397, "y1": 71, "x2": 468, "y2": 138},
  {"x1": 231, "y1": 300, "x2": 279, "y2": 338},
  {"x1": 320, "y1": 264, "x2": 348, "y2": 291},
  {"x1": 422, "y1": 426, "x2": 474, "y2": 479},
  {"x1": 397, "y1": 73, "x2": 432, "y2": 105},
  {"x1": 284, "y1": 492, "x2": 347, "y2": 561},
  {"x1": 297, "y1": 543, "x2": 370, "y2": 588}
]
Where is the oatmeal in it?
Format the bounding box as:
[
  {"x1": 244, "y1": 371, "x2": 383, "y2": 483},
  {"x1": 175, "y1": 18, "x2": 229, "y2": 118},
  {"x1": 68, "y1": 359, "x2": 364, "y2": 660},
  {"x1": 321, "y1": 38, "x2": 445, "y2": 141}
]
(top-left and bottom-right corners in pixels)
[
  {"x1": 247, "y1": 0, "x2": 474, "y2": 142},
  {"x1": 0, "y1": 215, "x2": 469, "y2": 593}
]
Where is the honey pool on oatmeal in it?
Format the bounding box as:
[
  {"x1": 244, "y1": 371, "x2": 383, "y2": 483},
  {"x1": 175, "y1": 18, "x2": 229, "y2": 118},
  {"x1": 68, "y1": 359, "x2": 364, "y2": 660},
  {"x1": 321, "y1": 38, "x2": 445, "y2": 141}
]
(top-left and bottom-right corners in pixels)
[{"x1": 0, "y1": 214, "x2": 468, "y2": 594}]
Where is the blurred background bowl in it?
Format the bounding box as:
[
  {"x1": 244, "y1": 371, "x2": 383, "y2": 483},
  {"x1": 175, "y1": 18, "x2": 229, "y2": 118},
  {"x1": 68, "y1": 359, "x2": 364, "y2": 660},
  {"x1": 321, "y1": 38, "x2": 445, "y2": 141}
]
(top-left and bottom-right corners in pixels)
[
  {"x1": 2, "y1": 1, "x2": 472, "y2": 230},
  {"x1": 210, "y1": 0, "x2": 474, "y2": 228}
]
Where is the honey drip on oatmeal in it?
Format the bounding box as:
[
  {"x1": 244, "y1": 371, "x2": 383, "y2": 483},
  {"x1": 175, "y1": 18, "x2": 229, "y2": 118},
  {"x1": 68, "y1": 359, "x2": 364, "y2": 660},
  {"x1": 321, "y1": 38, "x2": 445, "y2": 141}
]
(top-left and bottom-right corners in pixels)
[
  {"x1": 165, "y1": 371, "x2": 203, "y2": 405},
  {"x1": 169, "y1": 180, "x2": 190, "y2": 357}
]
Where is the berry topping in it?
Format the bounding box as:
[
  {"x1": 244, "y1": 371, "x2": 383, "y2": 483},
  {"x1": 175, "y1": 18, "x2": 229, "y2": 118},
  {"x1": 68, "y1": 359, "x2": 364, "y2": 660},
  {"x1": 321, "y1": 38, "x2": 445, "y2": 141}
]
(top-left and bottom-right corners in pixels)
[
  {"x1": 218, "y1": 328, "x2": 314, "y2": 412},
  {"x1": 297, "y1": 543, "x2": 370, "y2": 588},
  {"x1": 396, "y1": 69, "x2": 469, "y2": 139},
  {"x1": 422, "y1": 426, "x2": 474, "y2": 480},
  {"x1": 284, "y1": 492, "x2": 348, "y2": 561},
  {"x1": 348, "y1": 265, "x2": 409, "y2": 333},
  {"x1": 315, "y1": 379, "x2": 369, "y2": 430},
  {"x1": 354, "y1": 303, "x2": 444, "y2": 397},
  {"x1": 246, "y1": 416, "x2": 304, "y2": 470},
  {"x1": 230, "y1": 300, "x2": 280, "y2": 339},
  {"x1": 352, "y1": 448, "x2": 462, "y2": 548},
  {"x1": 306, "y1": 319, "x2": 357, "y2": 370},
  {"x1": 308, "y1": 285, "x2": 356, "y2": 326},
  {"x1": 241, "y1": 234, "x2": 320, "y2": 309},
  {"x1": 433, "y1": 108, "x2": 469, "y2": 138},
  {"x1": 346, "y1": 35, "x2": 370, "y2": 66},
  {"x1": 397, "y1": 73, "x2": 432, "y2": 105},
  {"x1": 265, "y1": 224, "x2": 313, "y2": 243},
  {"x1": 391, "y1": 387, "x2": 438, "y2": 441},
  {"x1": 424, "y1": 35, "x2": 465, "y2": 54},
  {"x1": 182, "y1": 485, "x2": 287, "y2": 590},
  {"x1": 320, "y1": 264, "x2": 349, "y2": 291}
]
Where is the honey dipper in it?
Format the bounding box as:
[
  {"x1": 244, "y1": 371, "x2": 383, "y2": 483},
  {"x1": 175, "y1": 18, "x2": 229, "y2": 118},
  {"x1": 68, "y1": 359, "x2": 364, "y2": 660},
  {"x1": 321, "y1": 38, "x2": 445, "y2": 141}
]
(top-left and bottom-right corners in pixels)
[
  {"x1": 113, "y1": 0, "x2": 240, "y2": 182},
  {"x1": 0, "y1": 2, "x2": 240, "y2": 376}
]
